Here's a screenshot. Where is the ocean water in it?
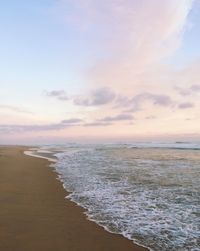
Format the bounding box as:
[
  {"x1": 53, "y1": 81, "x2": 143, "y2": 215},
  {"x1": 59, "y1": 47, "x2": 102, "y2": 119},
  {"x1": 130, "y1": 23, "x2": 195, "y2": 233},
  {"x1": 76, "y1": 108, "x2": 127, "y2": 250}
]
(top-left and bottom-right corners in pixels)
[{"x1": 27, "y1": 143, "x2": 200, "y2": 251}]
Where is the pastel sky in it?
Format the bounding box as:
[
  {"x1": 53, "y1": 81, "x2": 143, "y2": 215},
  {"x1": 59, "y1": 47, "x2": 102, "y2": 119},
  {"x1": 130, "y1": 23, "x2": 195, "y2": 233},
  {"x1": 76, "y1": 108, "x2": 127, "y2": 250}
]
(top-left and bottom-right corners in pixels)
[{"x1": 1, "y1": 0, "x2": 200, "y2": 144}]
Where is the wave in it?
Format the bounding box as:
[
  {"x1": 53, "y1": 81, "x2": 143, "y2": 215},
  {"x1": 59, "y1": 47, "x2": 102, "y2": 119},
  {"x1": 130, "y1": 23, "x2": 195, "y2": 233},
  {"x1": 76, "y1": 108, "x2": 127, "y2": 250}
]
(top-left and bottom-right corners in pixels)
[{"x1": 25, "y1": 145, "x2": 200, "y2": 251}]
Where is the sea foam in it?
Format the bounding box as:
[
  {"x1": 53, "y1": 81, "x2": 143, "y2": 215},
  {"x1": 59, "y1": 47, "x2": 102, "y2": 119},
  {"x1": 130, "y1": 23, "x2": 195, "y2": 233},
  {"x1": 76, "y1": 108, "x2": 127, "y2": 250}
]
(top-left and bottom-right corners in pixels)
[{"x1": 26, "y1": 144, "x2": 200, "y2": 251}]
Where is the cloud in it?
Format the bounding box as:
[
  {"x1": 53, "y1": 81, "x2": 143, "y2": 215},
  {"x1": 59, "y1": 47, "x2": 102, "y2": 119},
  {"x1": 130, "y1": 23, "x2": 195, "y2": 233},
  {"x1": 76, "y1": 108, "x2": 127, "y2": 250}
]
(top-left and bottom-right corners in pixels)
[
  {"x1": 174, "y1": 86, "x2": 191, "y2": 96},
  {"x1": 145, "y1": 116, "x2": 157, "y2": 120},
  {"x1": 175, "y1": 84, "x2": 200, "y2": 96},
  {"x1": 0, "y1": 105, "x2": 33, "y2": 114},
  {"x1": 0, "y1": 116, "x2": 119, "y2": 133},
  {"x1": 44, "y1": 90, "x2": 69, "y2": 101},
  {"x1": 62, "y1": 0, "x2": 193, "y2": 92},
  {"x1": 83, "y1": 122, "x2": 112, "y2": 127},
  {"x1": 0, "y1": 124, "x2": 64, "y2": 133},
  {"x1": 73, "y1": 87, "x2": 116, "y2": 106},
  {"x1": 136, "y1": 93, "x2": 173, "y2": 106},
  {"x1": 61, "y1": 118, "x2": 83, "y2": 123},
  {"x1": 117, "y1": 92, "x2": 174, "y2": 112},
  {"x1": 44, "y1": 87, "x2": 116, "y2": 107},
  {"x1": 0, "y1": 118, "x2": 83, "y2": 134},
  {"x1": 60, "y1": 0, "x2": 193, "y2": 62},
  {"x1": 100, "y1": 113, "x2": 134, "y2": 122},
  {"x1": 178, "y1": 102, "x2": 194, "y2": 109},
  {"x1": 190, "y1": 84, "x2": 200, "y2": 92}
]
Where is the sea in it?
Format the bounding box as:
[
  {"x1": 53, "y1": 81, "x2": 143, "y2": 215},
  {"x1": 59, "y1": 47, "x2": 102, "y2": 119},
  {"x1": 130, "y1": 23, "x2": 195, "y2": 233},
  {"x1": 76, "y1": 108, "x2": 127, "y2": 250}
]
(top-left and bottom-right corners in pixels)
[{"x1": 25, "y1": 142, "x2": 200, "y2": 251}]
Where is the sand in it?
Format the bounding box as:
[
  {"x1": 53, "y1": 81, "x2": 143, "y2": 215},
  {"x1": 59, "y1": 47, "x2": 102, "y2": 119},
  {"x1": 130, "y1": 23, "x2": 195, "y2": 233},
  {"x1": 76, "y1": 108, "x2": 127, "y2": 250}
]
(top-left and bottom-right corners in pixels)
[{"x1": 0, "y1": 146, "x2": 148, "y2": 251}]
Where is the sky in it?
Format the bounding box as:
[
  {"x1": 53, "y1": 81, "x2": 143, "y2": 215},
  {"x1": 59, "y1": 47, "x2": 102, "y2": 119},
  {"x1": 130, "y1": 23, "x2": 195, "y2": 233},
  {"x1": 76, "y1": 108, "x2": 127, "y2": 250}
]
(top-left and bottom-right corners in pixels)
[{"x1": 0, "y1": 0, "x2": 200, "y2": 144}]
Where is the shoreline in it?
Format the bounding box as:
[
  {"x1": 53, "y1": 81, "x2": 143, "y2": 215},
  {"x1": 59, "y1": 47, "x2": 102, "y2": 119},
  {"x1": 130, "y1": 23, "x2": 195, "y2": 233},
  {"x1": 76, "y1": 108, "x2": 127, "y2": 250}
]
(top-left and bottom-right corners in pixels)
[
  {"x1": 24, "y1": 148, "x2": 151, "y2": 250},
  {"x1": 0, "y1": 146, "x2": 148, "y2": 251}
]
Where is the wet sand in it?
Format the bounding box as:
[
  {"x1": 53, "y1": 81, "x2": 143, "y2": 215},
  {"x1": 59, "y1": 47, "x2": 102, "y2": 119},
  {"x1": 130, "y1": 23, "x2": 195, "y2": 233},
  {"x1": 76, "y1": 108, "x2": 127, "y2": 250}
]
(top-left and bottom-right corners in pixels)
[{"x1": 0, "y1": 146, "x2": 148, "y2": 251}]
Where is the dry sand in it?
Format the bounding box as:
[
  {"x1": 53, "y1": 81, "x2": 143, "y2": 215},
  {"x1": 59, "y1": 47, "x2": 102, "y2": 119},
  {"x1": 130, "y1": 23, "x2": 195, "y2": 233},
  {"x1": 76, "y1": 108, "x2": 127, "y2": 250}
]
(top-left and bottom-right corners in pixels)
[{"x1": 0, "y1": 146, "x2": 148, "y2": 251}]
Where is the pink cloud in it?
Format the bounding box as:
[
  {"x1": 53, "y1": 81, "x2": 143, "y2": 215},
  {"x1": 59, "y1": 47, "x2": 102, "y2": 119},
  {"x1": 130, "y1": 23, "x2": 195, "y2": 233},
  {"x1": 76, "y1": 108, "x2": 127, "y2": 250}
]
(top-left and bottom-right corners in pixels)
[
  {"x1": 61, "y1": 0, "x2": 193, "y2": 73},
  {"x1": 65, "y1": 0, "x2": 194, "y2": 103}
]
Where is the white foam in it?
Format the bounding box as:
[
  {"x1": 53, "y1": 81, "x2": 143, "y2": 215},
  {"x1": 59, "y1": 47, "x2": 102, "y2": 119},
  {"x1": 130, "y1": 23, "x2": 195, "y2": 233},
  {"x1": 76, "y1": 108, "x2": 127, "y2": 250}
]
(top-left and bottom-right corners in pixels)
[
  {"x1": 24, "y1": 150, "x2": 57, "y2": 162},
  {"x1": 53, "y1": 146, "x2": 200, "y2": 251}
]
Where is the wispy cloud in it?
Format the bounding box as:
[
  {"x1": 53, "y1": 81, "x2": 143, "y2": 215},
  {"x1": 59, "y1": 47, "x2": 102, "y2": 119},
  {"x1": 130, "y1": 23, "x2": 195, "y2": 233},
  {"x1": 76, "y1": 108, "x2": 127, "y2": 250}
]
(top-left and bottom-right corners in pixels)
[
  {"x1": 117, "y1": 92, "x2": 174, "y2": 112},
  {"x1": 44, "y1": 87, "x2": 179, "y2": 116},
  {"x1": 61, "y1": 118, "x2": 83, "y2": 123},
  {"x1": 0, "y1": 118, "x2": 82, "y2": 134},
  {"x1": 73, "y1": 87, "x2": 116, "y2": 106},
  {"x1": 44, "y1": 90, "x2": 69, "y2": 101},
  {"x1": 145, "y1": 116, "x2": 157, "y2": 120},
  {"x1": 175, "y1": 84, "x2": 200, "y2": 96},
  {"x1": 66, "y1": 0, "x2": 194, "y2": 92},
  {"x1": 100, "y1": 113, "x2": 134, "y2": 122},
  {"x1": 0, "y1": 124, "x2": 63, "y2": 134},
  {"x1": 178, "y1": 102, "x2": 194, "y2": 109},
  {"x1": 44, "y1": 87, "x2": 116, "y2": 107},
  {"x1": 0, "y1": 112, "x2": 136, "y2": 134},
  {"x1": 190, "y1": 84, "x2": 200, "y2": 92},
  {"x1": 0, "y1": 105, "x2": 33, "y2": 114},
  {"x1": 83, "y1": 122, "x2": 112, "y2": 127},
  {"x1": 132, "y1": 93, "x2": 173, "y2": 107},
  {"x1": 175, "y1": 86, "x2": 191, "y2": 96},
  {"x1": 60, "y1": 0, "x2": 193, "y2": 63}
]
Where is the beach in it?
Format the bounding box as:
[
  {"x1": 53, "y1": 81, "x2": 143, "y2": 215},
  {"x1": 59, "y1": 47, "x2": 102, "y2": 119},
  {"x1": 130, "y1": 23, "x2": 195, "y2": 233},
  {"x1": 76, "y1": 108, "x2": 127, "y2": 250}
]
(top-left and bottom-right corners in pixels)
[{"x1": 0, "y1": 146, "x2": 147, "y2": 251}]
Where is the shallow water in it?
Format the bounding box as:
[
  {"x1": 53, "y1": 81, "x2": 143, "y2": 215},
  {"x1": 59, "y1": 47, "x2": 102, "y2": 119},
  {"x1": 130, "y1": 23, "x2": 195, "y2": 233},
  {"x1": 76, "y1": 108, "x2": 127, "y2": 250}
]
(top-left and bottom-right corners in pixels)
[{"x1": 28, "y1": 143, "x2": 200, "y2": 251}]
